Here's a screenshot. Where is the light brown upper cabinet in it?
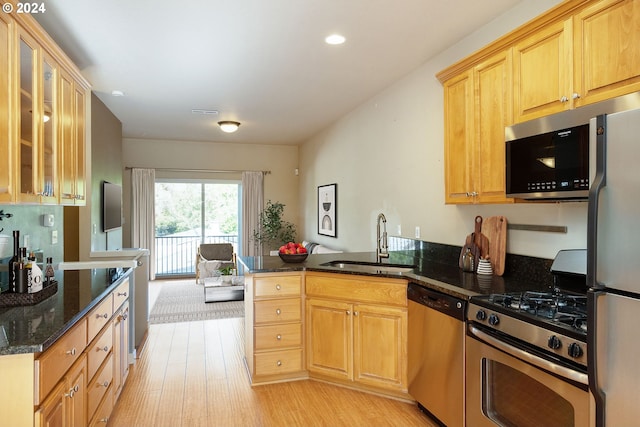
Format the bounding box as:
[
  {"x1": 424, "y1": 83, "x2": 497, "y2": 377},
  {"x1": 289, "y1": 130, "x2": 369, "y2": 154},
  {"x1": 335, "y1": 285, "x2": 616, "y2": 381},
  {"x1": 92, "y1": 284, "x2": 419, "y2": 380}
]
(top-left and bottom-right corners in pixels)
[
  {"x1": 444, "y1": 51, "x2": 514, "y2": 204},
  {"x1": 5, "y1": 9, "x2": 89, "y2": 205},
  {"x1": 513, "y1": 19, "x2": 572, "y2": 123},
  {"x1": 573, "y1": 0, "x2": 640, "y2": 107},
  {"x1": 514, "y1": 0, "x2": 640, "y2": 123},
  {"x1": 440, "y1": 0, "x2": 640, "y2": 204},
  {"x1": 0, "y1": 13, "x2": 14, "y2": 204}
]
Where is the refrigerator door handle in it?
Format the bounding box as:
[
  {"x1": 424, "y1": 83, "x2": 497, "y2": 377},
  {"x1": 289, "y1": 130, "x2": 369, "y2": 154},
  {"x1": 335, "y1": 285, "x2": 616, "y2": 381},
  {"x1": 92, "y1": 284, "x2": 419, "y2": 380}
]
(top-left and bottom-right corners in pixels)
[
  {"x1": 587, "y1": 114, "x2": 607, "y2": 291},
  {"x1": 588, "y1": 289, "x2": 606, "y2": 427}
]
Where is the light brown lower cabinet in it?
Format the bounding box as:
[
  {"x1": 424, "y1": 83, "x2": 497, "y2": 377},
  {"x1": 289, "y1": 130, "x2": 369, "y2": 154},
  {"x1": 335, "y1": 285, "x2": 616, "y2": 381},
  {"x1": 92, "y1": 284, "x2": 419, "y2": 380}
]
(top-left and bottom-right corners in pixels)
[
  {"x1": 305, "y1": 273, "x2": 409, "y2": 399},
  {"x1": 36, "y1": 354, "x2": 87, "y2": 427}
]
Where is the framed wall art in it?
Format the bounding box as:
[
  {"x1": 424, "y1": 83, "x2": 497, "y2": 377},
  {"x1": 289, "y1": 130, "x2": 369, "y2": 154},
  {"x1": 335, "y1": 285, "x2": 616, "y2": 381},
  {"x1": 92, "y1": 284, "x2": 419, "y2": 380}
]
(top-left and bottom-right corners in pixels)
[{"x1": 318, "y1": 183, "x2": 337, "y2": 237}]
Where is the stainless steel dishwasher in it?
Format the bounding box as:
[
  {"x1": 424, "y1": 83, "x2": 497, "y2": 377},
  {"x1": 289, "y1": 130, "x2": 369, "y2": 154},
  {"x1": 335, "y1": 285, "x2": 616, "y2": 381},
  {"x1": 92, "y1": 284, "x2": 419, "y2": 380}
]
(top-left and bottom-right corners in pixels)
[{"x1": 407, "y1": 283, "x2": 466, "y2": 427}]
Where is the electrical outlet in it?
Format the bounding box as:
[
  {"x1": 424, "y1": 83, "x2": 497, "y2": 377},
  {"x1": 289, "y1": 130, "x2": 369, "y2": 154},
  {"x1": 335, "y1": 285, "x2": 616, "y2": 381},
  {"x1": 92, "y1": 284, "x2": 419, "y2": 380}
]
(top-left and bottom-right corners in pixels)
[
  {"x1": 397, "y1": 224, "x2": 402, "y2": 235},
  {"x1": 415, "y1": 226, "x2": 421, "y2": 239},
  {"x1": 51, "y1": 230, "x2": 58, "y2": 245}
]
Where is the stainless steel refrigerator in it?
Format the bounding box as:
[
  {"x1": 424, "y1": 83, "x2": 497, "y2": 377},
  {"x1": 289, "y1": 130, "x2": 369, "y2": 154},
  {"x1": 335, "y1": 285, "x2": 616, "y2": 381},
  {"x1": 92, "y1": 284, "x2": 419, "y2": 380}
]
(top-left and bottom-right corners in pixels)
[{"x1": 587, "y1": 103, "x2": 640, "y2": 427}]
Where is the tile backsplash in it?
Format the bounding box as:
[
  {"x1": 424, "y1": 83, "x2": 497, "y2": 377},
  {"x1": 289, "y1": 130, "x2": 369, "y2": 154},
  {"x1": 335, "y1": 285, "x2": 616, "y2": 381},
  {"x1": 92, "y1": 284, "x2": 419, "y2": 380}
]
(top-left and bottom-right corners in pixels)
[{"x1": 0, "y1": 205, "x2": 64, "y2": 290}]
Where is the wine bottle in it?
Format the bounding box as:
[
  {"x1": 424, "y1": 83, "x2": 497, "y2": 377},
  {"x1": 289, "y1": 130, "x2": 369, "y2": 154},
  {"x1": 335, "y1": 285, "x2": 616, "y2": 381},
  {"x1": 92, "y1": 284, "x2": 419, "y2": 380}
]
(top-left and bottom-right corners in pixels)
[{"x1": 8, "y1": 231, "x2": 19, "y2": 293}]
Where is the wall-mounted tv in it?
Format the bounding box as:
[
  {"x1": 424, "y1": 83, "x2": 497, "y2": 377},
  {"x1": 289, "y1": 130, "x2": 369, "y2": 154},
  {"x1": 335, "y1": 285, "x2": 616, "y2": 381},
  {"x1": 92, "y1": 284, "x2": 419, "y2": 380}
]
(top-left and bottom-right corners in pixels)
[{"x1": 102, "y1": 181, "x2": 123, "y2": 232}]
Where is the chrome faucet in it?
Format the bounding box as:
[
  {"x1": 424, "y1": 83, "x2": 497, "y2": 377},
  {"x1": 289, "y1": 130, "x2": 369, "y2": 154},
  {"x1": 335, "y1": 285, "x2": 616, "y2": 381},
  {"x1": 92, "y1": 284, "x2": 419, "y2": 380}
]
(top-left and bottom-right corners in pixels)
[{"x1": 376, "y1": 213, "x2": 389, "y2": 263}]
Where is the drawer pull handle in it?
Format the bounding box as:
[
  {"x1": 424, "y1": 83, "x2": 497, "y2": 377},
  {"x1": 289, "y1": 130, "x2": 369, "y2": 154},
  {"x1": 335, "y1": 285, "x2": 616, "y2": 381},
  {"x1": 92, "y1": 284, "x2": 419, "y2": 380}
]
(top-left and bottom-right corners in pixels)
[
  {"x1": 354, "y1": 311, "x2": 359, "y2": 316},
  {"x1": 99, "y1": 417, "x2": 109, "y2": 423},
  {"x1": 64, "y1": 389, "x2": 75, "y2": 398},
  {"x1": 276, "y1": 309, "x2": 281, "y2": 315},
  {"x1": 276, "y1": 284, "x2": 281, "y2": 290},
  {"x1": 66, "y1": 348, "x2": 77, "y2": 356},
  {"x1": 101, "y1": 380, "x2": 110, "y2": 388},
  {"x1": 346, "y1": 310, "x2": 350, "y2": 315},
  {"x1": 276, "y1": 334, "x2": 282, "y2": 340},
  {"x1": 276, "y1": 360, "x2": 282, "y2": 367},
  {"x1": 99, "y1": 345, "x2": 109, "y2": 352},
  {"x1": 97, "y1": 313, "x2": 108, "y2": 319},
  {"x1": 117, "y1": 292, "x2": 127, "y2": 297}
]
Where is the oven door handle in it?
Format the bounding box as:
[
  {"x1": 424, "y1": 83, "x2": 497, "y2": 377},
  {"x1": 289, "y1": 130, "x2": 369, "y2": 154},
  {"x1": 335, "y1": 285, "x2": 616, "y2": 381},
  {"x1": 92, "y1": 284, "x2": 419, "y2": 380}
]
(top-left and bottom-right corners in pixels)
[{"x1": 469, "y1": 325, "x2": 588, "y2": 386}]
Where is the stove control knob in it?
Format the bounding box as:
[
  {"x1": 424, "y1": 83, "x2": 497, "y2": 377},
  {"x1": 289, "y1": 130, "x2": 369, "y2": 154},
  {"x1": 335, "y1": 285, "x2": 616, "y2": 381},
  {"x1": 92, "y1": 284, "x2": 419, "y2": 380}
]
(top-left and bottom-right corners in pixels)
[
  {"x1": 548, "y1": 335, "x2": 562, "y2": 350},
  {"x1": 488, "y1": 313, "x2": 500, "y2": 326},
  {"x1": 568, "y1": 343, "x2": 583, "y2": 358},
  {"x1": 475, "y1": 310, "x2": 487, "y2": 321}
]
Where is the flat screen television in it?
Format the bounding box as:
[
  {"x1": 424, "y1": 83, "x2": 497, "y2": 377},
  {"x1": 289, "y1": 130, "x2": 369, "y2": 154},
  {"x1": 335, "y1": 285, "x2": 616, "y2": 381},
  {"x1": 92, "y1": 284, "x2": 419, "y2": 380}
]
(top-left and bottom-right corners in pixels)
[{"x1": 102, "y1": 181, "x2": 123, "y2": 232}]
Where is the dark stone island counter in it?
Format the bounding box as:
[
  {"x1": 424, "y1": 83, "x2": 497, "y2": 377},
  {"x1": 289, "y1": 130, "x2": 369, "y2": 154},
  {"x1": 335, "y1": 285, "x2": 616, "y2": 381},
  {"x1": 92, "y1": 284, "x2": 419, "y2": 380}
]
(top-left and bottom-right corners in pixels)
[
  {"x1": 0, "y1": 268, "x2": 132, "y2": 355},
  {"x1": 238, "y1": 250, "x2": 552, "y2": 301}
]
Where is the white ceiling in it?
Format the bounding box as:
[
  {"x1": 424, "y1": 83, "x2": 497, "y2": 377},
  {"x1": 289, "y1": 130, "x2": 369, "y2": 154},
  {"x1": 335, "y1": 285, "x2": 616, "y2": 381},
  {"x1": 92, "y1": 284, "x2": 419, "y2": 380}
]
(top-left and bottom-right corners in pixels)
[{"x1": 35, "y1": 0, "x2": 521, "y2": 145}]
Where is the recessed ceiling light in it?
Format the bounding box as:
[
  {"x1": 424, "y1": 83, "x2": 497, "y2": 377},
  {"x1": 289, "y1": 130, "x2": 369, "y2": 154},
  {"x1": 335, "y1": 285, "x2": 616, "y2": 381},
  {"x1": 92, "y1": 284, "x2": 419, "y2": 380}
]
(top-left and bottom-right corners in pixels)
[
  {"x1": 111, "y1": 90, "x2": 125, "y2": 97},
  {"x1": 325, "y1": 34, "x2": 346, "y2": 45}
]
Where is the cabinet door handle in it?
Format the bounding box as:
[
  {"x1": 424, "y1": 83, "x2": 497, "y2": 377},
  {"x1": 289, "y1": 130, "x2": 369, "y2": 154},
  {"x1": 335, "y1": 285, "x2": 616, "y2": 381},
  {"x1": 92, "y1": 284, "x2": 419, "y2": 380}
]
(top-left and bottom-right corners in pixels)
[
  {"x1": 275, "y1": 284, "x2": 281, "y2": 290},
  {"x1": 276, "y1": 360, "x2": 282, "y2": 367},
  {"x1": 560, "y1": 95, "x2": 569, "y2": 103},
  {"x1": 572, "y1": 92, "x2": 581, "y2": 99},
  {"x1": 101, "y1": 380, "x2": 110, "y2": 388},
  {"x1": 99, "y1": 418, "x2": 109, "y2": 424},
  {"x1": 99, "y1": 345, "x2": 109, "y2": 352},
  {"x1": 275, "y1": 309, "x2": 281, "y2": 315},
  {"x1": 346, "y1": 310, "x2": 351, "y2": 315},
  {"x1": 66, "y1": 348, "x2": 77, "y2": 356},
  {"x1": 64, "y1": 388, "x2": 75, "y2": 398},
  {"x1": 354, "y1": 311, "x2": 359, "y2": 316},
  {"x1": 117, "y1": 292, "x2": 127, "y2": 297},
  {"x1": 276, "y1": 334, "x2": 282, "y2": 340},
  {"x1": 97, "y1": 313, "x2": 108, "y2": 319}
]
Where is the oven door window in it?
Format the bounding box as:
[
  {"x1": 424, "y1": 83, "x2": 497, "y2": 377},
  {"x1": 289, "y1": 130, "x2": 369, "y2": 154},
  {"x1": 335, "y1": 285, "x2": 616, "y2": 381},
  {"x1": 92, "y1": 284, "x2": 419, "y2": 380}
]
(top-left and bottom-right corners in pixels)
[{"x1": 484, "y1": 360, "x2": 574, "y2": 427}]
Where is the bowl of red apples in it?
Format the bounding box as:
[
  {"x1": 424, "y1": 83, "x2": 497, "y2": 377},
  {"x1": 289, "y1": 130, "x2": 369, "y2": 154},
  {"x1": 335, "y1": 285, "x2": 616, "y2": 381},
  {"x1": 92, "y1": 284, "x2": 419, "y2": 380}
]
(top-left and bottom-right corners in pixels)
[{"x1": 278, "y1": 242, "x2": 308, "y2": 263}]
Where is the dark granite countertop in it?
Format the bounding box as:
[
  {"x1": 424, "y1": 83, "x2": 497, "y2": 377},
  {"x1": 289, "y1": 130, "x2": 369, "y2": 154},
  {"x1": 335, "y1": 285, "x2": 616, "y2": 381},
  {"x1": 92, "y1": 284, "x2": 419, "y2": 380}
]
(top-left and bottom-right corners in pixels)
[
  {"x1": 238, "y1": 251, "x2": 551, "y2": 300},
  {"x1": 0, "y1": 268, "x2": 132, "y2": 356}
]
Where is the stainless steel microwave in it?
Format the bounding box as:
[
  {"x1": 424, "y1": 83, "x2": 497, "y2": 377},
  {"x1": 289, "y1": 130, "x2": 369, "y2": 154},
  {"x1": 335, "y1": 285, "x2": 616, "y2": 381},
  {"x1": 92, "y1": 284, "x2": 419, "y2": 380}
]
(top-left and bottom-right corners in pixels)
[{"x1": 505, "y1": 122, "x2": 590, "y2": 200}]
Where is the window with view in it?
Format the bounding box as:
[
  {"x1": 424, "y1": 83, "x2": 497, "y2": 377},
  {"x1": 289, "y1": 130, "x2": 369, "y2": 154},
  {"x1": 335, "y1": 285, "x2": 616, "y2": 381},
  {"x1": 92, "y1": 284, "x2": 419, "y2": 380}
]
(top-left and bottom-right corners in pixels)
[{"x1": 154, "y1": 180, "x2": 240, "y2": 277}]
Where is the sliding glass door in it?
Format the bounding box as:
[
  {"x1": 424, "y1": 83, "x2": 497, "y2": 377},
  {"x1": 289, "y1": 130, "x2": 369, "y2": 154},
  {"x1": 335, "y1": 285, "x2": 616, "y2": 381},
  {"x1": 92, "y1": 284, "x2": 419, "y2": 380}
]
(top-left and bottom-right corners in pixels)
[{"x1": 155, "y1": 180, "x2": 240, "y2": 277}]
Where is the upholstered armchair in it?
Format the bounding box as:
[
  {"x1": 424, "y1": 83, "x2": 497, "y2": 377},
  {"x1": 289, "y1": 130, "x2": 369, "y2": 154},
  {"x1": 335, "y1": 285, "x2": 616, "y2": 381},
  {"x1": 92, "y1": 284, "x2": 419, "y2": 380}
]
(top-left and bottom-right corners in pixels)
[{"x1": 195, "y1": 243, "x2": 236, "y2": 284}]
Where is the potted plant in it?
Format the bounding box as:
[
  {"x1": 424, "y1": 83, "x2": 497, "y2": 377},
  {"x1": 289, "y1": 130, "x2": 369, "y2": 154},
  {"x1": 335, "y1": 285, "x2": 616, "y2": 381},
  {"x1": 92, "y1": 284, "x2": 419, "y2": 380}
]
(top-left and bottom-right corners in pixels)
[
  {"x1": 218, "y1": 265, "x2": 236, "y2": 284},
  {"x1": 252, "y1": 200, "x2": 296, "y2": 255}
]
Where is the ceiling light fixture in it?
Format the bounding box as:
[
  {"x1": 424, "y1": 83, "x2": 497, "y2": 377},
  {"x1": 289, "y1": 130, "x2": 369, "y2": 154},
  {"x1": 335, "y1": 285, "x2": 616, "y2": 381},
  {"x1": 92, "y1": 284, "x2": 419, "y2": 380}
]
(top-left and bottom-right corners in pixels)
[
  {"x1": 325, "y1": 34, "x2": 346, "y2": 45},
  {"x1": 111, "y1": 90, "x2": 125, "y2": 97},
  {"x1": 218, "y1": 121, "x2": 241, "y2": 133}
]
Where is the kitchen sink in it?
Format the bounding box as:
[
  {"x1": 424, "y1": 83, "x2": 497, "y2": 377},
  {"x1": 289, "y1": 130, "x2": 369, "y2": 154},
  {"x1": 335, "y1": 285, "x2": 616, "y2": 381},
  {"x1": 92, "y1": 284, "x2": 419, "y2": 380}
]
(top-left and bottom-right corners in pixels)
[{"x1": 320, "y1": 260, "x2": 416, "y2": 273}]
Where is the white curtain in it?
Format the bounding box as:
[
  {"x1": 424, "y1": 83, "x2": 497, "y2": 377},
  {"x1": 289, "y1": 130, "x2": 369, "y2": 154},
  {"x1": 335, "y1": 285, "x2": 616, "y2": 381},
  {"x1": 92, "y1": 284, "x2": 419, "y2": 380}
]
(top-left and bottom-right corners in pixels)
[
  {"x1": 242, "y1": 171, "x2": 264, "y2": 256},
  {"x1": 131, "y1": 168, "x2": 156, "y2": 280}
]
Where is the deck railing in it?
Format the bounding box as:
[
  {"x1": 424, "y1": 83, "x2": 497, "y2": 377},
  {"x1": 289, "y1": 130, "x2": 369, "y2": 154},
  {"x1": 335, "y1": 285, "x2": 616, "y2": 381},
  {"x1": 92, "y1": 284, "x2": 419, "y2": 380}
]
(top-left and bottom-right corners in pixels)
[{"x1": 155, "y1": 235, "x2": 239, "y2": 277}]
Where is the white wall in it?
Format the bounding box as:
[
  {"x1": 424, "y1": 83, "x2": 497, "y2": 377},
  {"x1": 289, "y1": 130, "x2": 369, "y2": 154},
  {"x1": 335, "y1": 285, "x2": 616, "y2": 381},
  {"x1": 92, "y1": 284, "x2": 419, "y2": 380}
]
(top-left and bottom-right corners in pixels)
[
  {"x1": 121, "y1": 138, "x2": 300, "y2": 247},
  {"x1": 298, "y1": 0, "x2": 584, "y2": 259}
]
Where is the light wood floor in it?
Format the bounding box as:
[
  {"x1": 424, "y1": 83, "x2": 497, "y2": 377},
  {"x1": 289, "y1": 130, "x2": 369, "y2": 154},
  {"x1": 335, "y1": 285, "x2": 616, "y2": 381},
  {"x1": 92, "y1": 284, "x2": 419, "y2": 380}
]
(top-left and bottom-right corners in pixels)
[{"x1": 108, "y1": 316, "x2": 437, "y2": 427}]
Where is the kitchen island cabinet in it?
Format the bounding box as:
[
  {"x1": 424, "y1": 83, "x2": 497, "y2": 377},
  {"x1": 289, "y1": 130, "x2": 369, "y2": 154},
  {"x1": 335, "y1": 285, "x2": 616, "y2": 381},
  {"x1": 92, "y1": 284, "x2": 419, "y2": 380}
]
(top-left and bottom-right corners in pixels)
[
  {"x1": 305, "y1": 272, "x2": 408, "y2": 399},
  {"x1": 244, "y1": 272, "x2": 306, "y2": 385}
]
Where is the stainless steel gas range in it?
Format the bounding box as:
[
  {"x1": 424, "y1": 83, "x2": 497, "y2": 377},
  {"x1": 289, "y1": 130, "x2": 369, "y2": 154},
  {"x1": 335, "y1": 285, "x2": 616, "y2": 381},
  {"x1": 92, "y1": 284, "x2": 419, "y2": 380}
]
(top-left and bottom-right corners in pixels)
[{"x1": 465, "y1": 250, "x2": 591, "y2": 427}]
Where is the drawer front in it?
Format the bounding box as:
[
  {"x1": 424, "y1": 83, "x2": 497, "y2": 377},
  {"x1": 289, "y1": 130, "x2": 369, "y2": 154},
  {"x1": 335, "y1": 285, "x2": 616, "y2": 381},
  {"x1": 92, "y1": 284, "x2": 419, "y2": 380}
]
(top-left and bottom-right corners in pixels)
[
  {"x1": 87, "y1": 352, "x2": 113, "y2": 419},
  {"x1": 89, "y1": 379, "x2": 113, "y2": 427},
  {"x1": 36, "y1": 319, "x2": 87, "y2": 403},
  {"x1": 254, "y1": 275, "x2": 301, "y2": 298},
  {"x1": 112, "y1": 278, "x2": 129, "y2": 311},
  {"x1": 254, "y1": 348, "x2": 303, "y2": 376},
  {"x1": 306, "y1": 273, "x2": 408, "y2": 306},
  {"x1": 255, "y1": 323, "x2": 302, "y2": 350},
  {"x1": 87, "y1": 323, "x2": 113, "y2": 380},
  {"x1": 88, "y1": 295, "x2": 113, "y2": 343},
  {"x1": 254, "y1": 298, "x2": 301, "y2": 324}
]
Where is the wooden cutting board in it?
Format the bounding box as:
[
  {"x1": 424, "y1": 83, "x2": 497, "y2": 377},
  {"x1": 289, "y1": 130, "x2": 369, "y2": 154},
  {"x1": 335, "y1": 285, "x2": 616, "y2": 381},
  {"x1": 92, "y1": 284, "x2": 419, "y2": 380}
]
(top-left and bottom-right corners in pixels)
[
  {"x1": 473, "y1": 216, "x2": 490, "y2": 260},
  {"x1": 482, "y1": 215, "x2": 507, "y2": 276}
]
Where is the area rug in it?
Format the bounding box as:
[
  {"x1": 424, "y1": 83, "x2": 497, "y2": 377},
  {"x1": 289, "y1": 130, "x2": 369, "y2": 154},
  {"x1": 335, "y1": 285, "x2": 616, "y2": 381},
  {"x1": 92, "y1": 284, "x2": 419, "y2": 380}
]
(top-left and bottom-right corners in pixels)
[{"x1": 149, "y1": 280, "x2": 244, "y2": 324}]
